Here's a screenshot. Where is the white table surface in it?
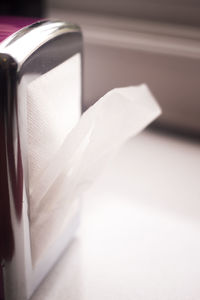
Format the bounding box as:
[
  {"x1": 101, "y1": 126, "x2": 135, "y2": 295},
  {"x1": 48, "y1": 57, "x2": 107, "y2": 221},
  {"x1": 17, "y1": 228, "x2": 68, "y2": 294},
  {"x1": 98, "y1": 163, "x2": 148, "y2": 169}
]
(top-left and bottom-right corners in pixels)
[{"x1": 31, "y1": 129, "x2": 200, "y2": 300}]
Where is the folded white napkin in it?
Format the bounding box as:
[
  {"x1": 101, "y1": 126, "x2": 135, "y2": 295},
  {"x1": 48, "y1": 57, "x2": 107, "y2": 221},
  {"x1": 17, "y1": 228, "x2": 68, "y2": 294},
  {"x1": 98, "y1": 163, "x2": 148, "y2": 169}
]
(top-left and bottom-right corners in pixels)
[{"x1": 27, "y1": 78, "x2": 161, "y2": 264}]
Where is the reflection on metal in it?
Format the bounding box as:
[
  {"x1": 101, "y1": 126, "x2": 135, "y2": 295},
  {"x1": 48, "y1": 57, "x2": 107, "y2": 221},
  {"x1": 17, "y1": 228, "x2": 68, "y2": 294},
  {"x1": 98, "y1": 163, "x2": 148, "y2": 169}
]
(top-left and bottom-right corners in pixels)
[{"x1": 0, "y1": 19, "x2": 82, "y2": 300}]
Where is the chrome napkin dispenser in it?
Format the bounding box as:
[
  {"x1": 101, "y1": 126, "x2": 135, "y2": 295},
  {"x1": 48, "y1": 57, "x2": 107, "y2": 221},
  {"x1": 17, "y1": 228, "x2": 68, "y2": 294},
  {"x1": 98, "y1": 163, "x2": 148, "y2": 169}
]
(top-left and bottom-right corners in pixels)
[{"x1": 0, "y1": 18, "x2": 82, "y2": 300}]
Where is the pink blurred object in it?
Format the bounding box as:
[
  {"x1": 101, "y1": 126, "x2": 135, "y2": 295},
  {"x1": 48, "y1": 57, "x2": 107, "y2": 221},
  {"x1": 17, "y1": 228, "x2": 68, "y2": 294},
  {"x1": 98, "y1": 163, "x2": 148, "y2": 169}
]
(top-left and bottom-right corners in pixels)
[{"x1": 0, "y1": 16, "x2": 39, "y2": 43}]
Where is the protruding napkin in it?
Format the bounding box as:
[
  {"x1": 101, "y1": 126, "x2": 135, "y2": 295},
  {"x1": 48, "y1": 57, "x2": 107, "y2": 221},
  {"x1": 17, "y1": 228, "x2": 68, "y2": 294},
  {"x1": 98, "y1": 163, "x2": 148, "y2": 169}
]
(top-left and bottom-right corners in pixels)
[{"x1": 28, "y1": 83, "x2": 161, "y2": 264}]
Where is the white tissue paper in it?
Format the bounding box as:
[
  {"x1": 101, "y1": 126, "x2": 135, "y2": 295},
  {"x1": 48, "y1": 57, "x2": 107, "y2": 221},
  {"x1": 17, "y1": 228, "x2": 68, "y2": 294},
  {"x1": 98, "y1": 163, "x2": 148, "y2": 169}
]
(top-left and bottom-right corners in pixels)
[{"x1": 27, "y1": 67, "x2": 161, "y2": 264}]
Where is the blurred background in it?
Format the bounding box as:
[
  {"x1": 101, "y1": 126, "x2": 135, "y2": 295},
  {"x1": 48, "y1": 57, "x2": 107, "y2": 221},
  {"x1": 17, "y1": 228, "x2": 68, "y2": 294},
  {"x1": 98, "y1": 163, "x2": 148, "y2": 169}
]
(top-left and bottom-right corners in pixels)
[{"x1": 1, "y1": 0, "x2": 200, "y2": 136}]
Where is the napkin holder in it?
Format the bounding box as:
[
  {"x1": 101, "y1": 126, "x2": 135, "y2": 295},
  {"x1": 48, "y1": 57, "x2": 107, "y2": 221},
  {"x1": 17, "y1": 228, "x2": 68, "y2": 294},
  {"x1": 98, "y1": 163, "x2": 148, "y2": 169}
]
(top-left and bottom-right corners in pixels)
[{"x1": 0, "y1": 18, "x2": 82, "y2": 300}]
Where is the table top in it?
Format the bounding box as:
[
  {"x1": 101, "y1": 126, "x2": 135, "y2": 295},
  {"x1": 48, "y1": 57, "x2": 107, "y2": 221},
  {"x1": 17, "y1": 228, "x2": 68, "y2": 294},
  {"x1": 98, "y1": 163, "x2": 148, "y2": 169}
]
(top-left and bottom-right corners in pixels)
[{"x1": 31, "y1": 129, "x2": 200, "y2": 300}]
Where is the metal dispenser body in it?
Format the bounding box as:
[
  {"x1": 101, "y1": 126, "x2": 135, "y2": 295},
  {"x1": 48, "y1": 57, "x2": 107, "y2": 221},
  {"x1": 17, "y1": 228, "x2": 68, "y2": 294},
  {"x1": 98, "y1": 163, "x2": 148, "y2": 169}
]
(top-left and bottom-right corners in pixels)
[{"x1": 0, "y1": 19, "x2": 82, "y2": 300}]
